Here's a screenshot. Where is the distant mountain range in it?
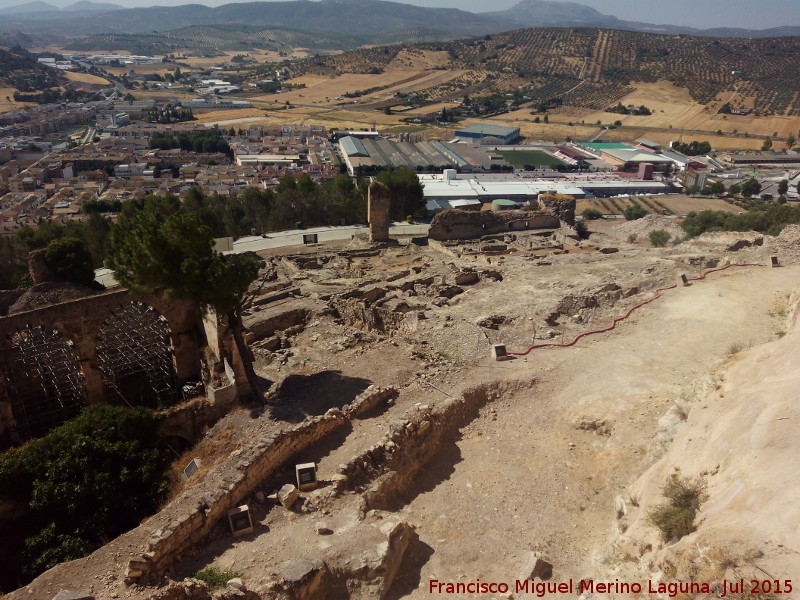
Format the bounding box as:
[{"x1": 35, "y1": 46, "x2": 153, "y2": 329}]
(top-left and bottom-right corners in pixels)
[
  {"x1": 0, "y1": 0, "x2": 797, "y2": 41},
  {"x1": 0, "y1": 0, "x2": 122, "y2": 17}
]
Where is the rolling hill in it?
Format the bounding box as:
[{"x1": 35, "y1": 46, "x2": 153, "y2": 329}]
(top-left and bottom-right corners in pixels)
[
  {"x1": 61, "y1": 24, "x2": 468, "y2": 54},
  {"x1": 0, "y1": 0, "x2": 517, "y2": 38},
  {"x1": 295, "y1": 28, "x2": 800, "y2": 115},
  {"x1": 1, "y1": 0, "x2": 799, "y2": 41}
]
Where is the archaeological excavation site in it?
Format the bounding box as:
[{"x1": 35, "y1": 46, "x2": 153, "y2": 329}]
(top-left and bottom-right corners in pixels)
[{"x1": 3, "y1": 193, "x2": 800, "y2": 600}]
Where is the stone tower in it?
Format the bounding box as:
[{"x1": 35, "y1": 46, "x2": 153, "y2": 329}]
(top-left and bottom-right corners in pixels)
[{"x1": 368, "y1": 181, "x2": 391, "y2": 242}]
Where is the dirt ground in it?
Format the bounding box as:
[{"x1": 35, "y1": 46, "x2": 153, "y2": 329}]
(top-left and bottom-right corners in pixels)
[
  {"x1": 11, "y1": 223, "x2": 800, "y2": 600},
  {"x1": 168, "y1": 233, "x2": 799, "y2": 600}
]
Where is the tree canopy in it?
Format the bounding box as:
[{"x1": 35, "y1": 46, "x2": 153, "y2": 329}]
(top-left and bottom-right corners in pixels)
[
  {"x1": 374, "y1": 166, "x2": 425, "y2": 220},
  {"x1": 0, "y1": 405, "x2": 168, "y2": 588},
  {"x1": 44, "y1": 237, "x2": 95, "y2": 286},
  {"x1": 107, "y1": 197, "x2": 257, "y2": 315}
]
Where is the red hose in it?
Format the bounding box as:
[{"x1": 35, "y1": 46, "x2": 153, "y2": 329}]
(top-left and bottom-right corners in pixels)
[{"x1": 508, "y1": 262, "x2": 766, "y2": 356}]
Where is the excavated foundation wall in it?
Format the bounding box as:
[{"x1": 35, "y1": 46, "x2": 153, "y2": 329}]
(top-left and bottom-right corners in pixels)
[
  {"x1": 127, "y1": 410, "x2": 349, "y2": 583},
  {"x1": 428, "y1": 209, "x2": 560, "y2": 241},
  {"x1": 335, "y1": 380, "x2": 533, "y2": 509}
]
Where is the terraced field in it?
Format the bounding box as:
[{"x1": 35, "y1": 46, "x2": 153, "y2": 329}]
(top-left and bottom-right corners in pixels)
[{"x1": 297, "y1": 28, "x2": 800, "y2": 117}]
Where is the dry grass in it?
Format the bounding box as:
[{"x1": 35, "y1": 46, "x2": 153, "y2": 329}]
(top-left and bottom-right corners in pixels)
[
  {"x1": 402, "y1": 101, "x2": 460, "y2": 115},
  {"x1": 667, "y1": 545, "x2": 777, "y2": 600},
  {"x1": 256, "y1": 69, "x2": 465, "y2": 106},
  {"x1": 192, "y1": 108, "x2": 266, "y2": 124},
  {"x1": 596, "y1": 126, "x2": 767, "y2": 151},
  {"x1": 63, "y1": 71, "x2": 110, "y2": 86},
  {"x1": 577, "y1": 195, "x2": 742, "y2": 217},
  {"x1": 472, "y1": 110, "x2": 599, "y2": 142},
  {"x1": 0, "y1": 87, "x2": 22, "y2": 112},
  {"x1": 578, "y1": 80, "x2": 800, "y2": 147},
  {"x1": 387, "y1": 48, "x2": 450, "y2": 70},
  {"x1": 162, "y1": 419, "x2": 242, "y2": 506},
  {"x1": 103, "y1": 65, "x2": 177, "y2": 76}
]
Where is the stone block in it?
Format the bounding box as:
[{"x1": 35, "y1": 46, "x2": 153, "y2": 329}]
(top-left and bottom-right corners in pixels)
[
  {"x1": 227, "y1": 577, "x2": 245, "y2": 590},
  {"x1": 278, "y1": 484, "x2": 299, "y2": 509},
  {"x1": 52, "y1": 591, "x2": 94, "y2": 600},
  {"x1": 315, "y1": 521, "x2": 333, "y2": 535}
]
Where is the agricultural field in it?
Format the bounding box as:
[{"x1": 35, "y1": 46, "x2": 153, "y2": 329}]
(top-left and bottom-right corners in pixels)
[
  {"x1": 191, "y1": 108, "x2": 266, "y2": 124},
  {"x1": 251, "y1": 69, "x2": 468, "y2": 107},
  {"x1": 497, "y1": 149, "x2": 565, "y2": 169},
  {"x1": 581, "y1": 81, "x2": 800, "y2": 143},
  {"x1": 476, "y1": 111, "x2": 600, "y2": 143},
  {"x1": 401, "y1": 101, "x2": 460, "y2": 115},
  {"x1": 63, "y1": 71, "x2": 110, "y2": 87},
  {"x1": 576, "y1": 194, "x2": 741, "y2": 218},
  {"x1": 299, "y1": 27, "x2": 800, "y2": 117},
  {"x1": 102, "y1": 64, "x2": 178, "y2": 77},
  {"x1": 182, "y1": 49, "x2": 311, "y2": 68},
  {"x1": 596, "y1": 126, "x2": 768, "y2": 151}
]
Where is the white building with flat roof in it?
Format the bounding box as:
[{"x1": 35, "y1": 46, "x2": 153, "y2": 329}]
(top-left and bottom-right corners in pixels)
[{"x1": 418, "y1": 173, "x2": 670, "y2": 202}]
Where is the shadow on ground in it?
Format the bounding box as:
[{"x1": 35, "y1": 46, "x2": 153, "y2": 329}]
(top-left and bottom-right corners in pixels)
[
  {"x1": 385, "y1": 536, "x2": 435, "y2": 600},
  {"x1": 269, "y1": 370, "x2": 372, "y2": 422}
]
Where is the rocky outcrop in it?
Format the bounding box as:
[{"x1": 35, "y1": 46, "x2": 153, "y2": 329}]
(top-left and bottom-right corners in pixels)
[{"x1": 428, "y1": 209, "x2": 560, "y2": 241}]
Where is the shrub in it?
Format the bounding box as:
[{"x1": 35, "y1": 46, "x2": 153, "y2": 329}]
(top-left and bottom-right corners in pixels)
[
  {"x1": 194, "y1": 566, "x2": 242, "y2": 590},
  {"x1": 648, "y1": 229, "x2": 671, "y2": 247},
  {"x1": 647, "y1": 474, "x2": 707, "y2": 541},
  {"x1": 582, "y1": 208, "x2": 603, "y2": 220},
  {"x1": 623, "y1": 204, "x2": 647, "y2": 220},
  {"x1": 627, "y1": 233, "x2": 638, "y2": 243}
]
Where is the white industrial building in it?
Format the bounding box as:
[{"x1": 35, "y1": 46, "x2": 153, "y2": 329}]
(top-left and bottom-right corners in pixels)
[{"x1": 419, "y1": 171, "x2": 670, "y2": 207}]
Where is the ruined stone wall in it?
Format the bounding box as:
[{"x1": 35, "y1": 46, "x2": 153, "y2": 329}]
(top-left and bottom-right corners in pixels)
[
  {"x1": 344, "y1": 386, "x2": 397, "y2": 419},
  {"x1": 367, "y1": 182, "x2": 391, "y2": 242},
  {"x1": 428, "y1": 209, "x2": 560, "y2": 241},
  {"x1": 334, "y1": 381, "x2": 531, "y2": 507},
  {"x1": 127, "y1": 410, "x2": 349, "y2": 583},
  {"x1": 156, "y1": 396, "x2": 234, "y2": 445},
  {"x1": 247, "y1": 308, "x2": 311, "y2": 342},
  {"x1": 0, "y1": 289, "x2": 201, "y2": 404},
  {"x1": 538, "y1": 193, "x2": 576, "y2": 226}
]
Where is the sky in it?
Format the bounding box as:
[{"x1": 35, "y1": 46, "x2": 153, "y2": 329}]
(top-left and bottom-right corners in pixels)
[
  {"x1": 415, "y1": 0, "x2": 800, "y2": 29},
  {"x1": 26, "y1": 0, "x2": 800, "y2": 29}
]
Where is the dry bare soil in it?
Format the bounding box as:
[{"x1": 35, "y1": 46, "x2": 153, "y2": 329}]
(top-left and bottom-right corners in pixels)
[{"x1": 12, "y1": 223, "x2": 800, "y2": 600}]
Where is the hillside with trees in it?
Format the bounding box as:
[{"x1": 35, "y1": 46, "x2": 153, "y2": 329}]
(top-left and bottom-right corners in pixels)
[
  {"x1": 0, "y1": 45, "x2": 65, "y2": 94},
  {"x1": 295, "y1": 28, "x2": 800, "y2": 114}
]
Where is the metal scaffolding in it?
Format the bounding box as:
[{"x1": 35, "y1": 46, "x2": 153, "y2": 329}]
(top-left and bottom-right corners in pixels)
[
  {"x1": 6, "y1": 325, "x2": 87, "y2": 440},
  {"x1": 96, "y1": 302, "x2": 178, "y2": 409}
]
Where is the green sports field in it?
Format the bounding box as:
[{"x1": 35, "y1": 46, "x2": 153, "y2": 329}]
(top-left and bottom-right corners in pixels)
[{"x1": 497, "y1": 149, "x2": 566, "y2": 169}]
